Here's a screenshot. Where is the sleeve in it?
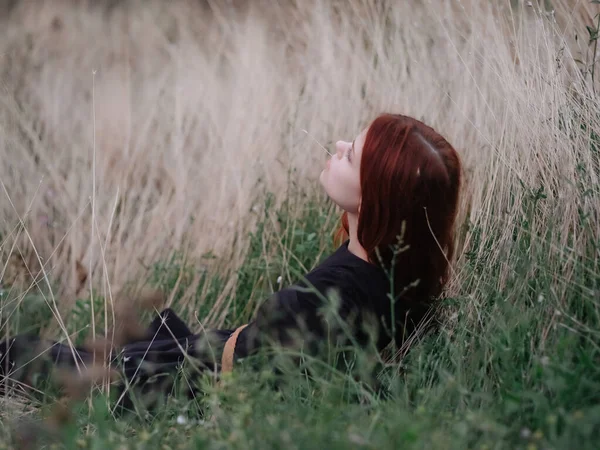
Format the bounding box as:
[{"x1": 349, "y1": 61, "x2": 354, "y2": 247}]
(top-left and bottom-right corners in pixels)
[{"x1": 235, "y1": 274, "x2": 348, "y2": 359}]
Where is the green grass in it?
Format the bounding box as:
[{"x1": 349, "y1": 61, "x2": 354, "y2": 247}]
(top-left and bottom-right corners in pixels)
[{"x1": 1, "y1": 182, "x2": 599, "y2": 449}]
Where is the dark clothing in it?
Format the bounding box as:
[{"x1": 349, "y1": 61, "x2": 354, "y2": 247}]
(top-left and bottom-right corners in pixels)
[
  {"x1": 235, "y1": 239, "x2": 399, "y2": 359},
  {"x1": 0, "y1": 241, "x2": 431, "y2": 410}
]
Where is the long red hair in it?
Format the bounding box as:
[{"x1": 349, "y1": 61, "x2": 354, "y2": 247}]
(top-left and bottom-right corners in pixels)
[{"x1": 334, "y1": 114, "x2": 462, "y2": 339}]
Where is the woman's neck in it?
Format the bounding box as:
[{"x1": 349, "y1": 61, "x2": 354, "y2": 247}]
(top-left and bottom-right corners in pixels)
[{"x1": 346, "y1": 212, "x2": 369, "y2": 263}]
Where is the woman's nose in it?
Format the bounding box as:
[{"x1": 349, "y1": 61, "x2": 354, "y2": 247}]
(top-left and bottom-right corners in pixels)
[{"x1": 335, "y1": 141, "x2": 345, "y2": 159}]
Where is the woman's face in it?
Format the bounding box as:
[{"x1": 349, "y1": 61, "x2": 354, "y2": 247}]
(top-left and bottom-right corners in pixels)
[{"x1": 319, "y1": 128, "x2": 367, "y2": 214}]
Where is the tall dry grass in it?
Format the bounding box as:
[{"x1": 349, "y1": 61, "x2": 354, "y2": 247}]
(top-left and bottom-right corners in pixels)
[{"x1": 0, "y1": 0, "x2": 598, "y2": 327}]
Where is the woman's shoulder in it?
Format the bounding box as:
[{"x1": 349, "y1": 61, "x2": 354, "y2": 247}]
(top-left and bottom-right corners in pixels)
[
  {"x1": 252, "y1": 241, "x2": 390, "y2": 329},
  {"x1": 280, "y1": 241, "x2": 390, "y2": 309},
  {"x1": 303, "y1": 240, "x2": 381, "y2": 276},
  {"x1": 304, "y1": 241, "x2": 388, "y2": 288}
]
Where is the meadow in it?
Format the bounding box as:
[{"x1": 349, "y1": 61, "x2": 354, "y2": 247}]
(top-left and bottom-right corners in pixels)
[{"x1": 0, "y1": 0, "x2": 599, "y2": 448}]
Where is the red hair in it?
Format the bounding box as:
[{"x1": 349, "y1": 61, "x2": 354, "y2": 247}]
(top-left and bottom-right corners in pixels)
[{"x1": 335, "y1": 114, "x2": 462, "y2": 340}]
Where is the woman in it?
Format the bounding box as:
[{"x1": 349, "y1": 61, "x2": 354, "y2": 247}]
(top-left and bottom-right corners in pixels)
[{"x1": 0, "y1": 113, "x2": 462, "y2": 412}]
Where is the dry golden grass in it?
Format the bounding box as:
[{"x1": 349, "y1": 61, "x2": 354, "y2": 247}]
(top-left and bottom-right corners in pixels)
[{"x1": 0, "y1": 0, "x2": 599, "y2": 330}]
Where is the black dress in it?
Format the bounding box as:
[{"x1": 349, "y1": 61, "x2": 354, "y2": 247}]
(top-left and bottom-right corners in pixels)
[{"x1": 0, "y1": 241, "x2": 432, "y2": 411}]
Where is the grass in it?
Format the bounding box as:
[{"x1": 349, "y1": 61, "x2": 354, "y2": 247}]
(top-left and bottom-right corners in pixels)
[
  {"x1": 1, "y1": 0, "x2": 600, "y2": 448},
  {"x1": 1, "y1": 180, "x2": 599, "y2": 449}
]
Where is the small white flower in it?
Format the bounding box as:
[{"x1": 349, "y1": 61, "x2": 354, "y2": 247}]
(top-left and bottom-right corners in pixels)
[
  {"x1": 176, "y1": 415, "x2": 187, "y2": 425},
  {"x1": 123, "y1": 356, "x2": 131, "y2": 362},
  {"x1": 276, "y1": 276, "x2": 283, "y2": 284},
  {"x1": 537, "y1": 294, "x2": 544, "y2": 303},
  {"x1": 520, "y1": 427, "x2": 531, "y2": 439},
  {"x1": 540, "y1": 356, "x2": 550, "y2": 366}
]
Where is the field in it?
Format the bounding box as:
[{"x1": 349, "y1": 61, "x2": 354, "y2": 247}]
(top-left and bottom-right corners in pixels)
[{"x1": 1, "y1": 0, "x2": 599, "y2": 448}]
